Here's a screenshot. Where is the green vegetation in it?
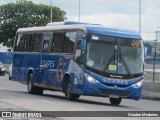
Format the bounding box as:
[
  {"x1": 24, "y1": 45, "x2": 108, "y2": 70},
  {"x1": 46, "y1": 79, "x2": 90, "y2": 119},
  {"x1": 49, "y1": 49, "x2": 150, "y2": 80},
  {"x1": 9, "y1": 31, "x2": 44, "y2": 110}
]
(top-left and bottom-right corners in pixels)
[{"x1": 0, "y1": 0, "x2": 66, "y2": 48}]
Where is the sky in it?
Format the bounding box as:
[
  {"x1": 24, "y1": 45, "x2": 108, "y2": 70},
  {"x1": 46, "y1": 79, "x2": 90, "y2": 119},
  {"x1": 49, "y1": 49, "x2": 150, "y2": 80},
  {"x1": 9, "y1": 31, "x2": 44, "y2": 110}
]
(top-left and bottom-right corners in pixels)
[{"x1": 1, "y1": 0, "x2": 160, "y2": 42}]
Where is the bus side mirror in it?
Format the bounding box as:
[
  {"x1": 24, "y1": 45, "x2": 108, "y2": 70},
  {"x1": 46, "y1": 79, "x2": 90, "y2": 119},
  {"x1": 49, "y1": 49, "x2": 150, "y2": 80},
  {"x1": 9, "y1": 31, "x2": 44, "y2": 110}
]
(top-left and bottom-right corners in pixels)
[
  {"x1": 79, "y1": 39, "x2": 86, "y2": 66},
  {"x1": 81, "y1": 39, "x2": 86, "y2": 54}
]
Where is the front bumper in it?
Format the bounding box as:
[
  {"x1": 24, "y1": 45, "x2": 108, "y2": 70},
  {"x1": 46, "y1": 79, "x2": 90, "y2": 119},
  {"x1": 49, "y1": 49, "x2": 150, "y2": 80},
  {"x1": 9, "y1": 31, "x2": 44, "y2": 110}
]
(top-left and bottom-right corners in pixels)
[{"x1": 83, "y1": 79, "x2": 142, "y2": 100}]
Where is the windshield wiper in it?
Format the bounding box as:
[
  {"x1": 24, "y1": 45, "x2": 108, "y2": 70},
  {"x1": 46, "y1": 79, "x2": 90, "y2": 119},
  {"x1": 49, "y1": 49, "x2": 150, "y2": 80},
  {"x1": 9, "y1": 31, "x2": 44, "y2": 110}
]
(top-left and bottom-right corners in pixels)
[
  {"x1": 121, "y1": 55, "x2": 131, "y2": 75},
  {"x1": 103, "y1": 54, "x2": 115, "y2": 72},
  {"x1": 119, "y1": 48, "x2": 132, "y2": 77},
  {"x1": 132, "y1": 72, "x2": 144, "y2": 77}
]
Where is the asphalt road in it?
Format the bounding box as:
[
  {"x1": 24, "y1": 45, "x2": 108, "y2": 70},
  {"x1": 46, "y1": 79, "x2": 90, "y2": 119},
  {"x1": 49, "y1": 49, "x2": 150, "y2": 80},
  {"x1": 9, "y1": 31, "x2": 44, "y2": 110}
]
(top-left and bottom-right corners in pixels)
[{"x1": 0, "y1": 74, "x2": 160, "y2": 120}]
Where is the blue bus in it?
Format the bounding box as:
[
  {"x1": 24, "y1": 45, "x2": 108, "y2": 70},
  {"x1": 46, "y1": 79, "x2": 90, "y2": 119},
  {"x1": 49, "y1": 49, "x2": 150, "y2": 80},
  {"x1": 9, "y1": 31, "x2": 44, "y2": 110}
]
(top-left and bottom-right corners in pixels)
[{"x1": 12, "y1": 21, "x2": 144, "y2": 105}]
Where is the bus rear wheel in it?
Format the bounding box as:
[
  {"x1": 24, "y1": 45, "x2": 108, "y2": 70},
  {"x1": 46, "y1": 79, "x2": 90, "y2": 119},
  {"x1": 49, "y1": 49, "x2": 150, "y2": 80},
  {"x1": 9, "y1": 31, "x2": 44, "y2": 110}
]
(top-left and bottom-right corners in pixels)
[
  {"x1": 109, "y1": 98, "x2": 122, "y2": 106},
  {"x1": 65, "y1": 83, "x2": 80, "y2": 101},
  {"x1": 27, "y1": 73, "x2": 43, "y2": 95}
]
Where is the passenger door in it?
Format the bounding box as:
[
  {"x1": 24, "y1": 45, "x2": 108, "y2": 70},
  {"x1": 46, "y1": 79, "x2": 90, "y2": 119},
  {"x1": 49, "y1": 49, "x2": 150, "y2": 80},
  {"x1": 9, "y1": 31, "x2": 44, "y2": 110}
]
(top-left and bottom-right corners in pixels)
[
  {"x1": 48, "y1": 32, "x2": 65, "y2": 88},
  {"x1": 73, "y1": 31, "x2": 84, "y2": 93},
  {"x1": 40, "y1": 34, "x2": 52, "y2": 85}
]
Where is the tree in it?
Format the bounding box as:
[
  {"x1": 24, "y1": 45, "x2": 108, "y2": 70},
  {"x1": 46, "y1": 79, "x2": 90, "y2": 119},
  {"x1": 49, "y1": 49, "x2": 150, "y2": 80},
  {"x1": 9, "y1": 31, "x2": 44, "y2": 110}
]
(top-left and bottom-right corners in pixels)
[{"x1": 0, "y1": 0, "x2": 66, "y2": 48}]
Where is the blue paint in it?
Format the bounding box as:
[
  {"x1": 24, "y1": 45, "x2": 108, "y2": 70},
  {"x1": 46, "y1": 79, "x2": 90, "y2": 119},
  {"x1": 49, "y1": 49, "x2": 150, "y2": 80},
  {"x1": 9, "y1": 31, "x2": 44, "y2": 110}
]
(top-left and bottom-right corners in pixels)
[{"x1": 12, "y1": 21, "x2": 144, "y2": 101}]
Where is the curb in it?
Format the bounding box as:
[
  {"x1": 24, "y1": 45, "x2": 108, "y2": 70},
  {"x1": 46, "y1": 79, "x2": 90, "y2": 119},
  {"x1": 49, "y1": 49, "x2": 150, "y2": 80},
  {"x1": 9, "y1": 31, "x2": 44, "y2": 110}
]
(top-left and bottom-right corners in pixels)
[
  {"x1": 141, "y1": 95, "x2": 160, "y2": 101},
  {"x1": 141, "y1": 82, "x2": 160, "y2": 101}
]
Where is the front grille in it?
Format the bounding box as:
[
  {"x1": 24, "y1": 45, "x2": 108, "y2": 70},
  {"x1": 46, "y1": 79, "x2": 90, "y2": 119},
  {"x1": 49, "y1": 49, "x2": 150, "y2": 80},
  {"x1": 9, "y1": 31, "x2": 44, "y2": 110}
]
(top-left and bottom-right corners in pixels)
[
  {"x1": 102, "y1": 83, "x2": 130, "y2": 88},
  {"x1": 99, "y1": 88, "x2": 131, "y2": 97}
]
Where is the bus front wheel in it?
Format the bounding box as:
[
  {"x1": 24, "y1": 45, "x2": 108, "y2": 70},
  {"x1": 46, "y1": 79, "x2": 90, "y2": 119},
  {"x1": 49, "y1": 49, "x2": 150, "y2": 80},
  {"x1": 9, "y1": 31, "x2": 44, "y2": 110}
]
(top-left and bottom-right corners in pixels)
[
  {"x1": 27, "y1": 73, "x2": 43, "y2": 95},
  {"x1": 109, "y1": 98, "x2": 122, "y2": 106},
  {"x1": 65, "y1": 83, "x2": 80, "y2": 100}
]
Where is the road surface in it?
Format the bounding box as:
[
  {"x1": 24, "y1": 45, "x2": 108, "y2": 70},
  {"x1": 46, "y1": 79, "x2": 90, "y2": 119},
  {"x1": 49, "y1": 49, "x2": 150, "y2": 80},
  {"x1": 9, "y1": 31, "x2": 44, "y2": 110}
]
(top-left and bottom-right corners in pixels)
[{"x1": 0, "y1": 74, "x2": 159, "y2": 120}]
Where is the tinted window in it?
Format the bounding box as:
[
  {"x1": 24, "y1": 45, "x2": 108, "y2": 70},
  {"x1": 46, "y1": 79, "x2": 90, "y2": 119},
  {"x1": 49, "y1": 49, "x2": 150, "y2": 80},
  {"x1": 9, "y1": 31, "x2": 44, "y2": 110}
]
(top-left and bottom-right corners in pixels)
[
  {"x1": 76, "y1": 31, "x2": 84, "y2": 41},
  {"x1": 15, "y1": 34, "x2": 25, "y2": 51},
  {"x1": 76, "y1": 40, "x2": 81, "y2": 49},
  {"x1": 42, "y1": 36, "x2": 52, "y2": 53},
  {"x1": 63, "y1": 32, "x2": 76, "y2": 53},
  {"x1": 24, "y1": 34, "x2": 33, "y2": 52},
  {"x1": 42, "y1": 40, "x2": 49, "y2": 53},
  {"x1": 32, "y1": 33, "x2": 43, "y2": 52},
  {"x1": 51, "y1": 32, "x2": 65, "y2": 53},
  {"x1": 75, "y1": 31, "x2": 84, "y2": 65},
  {"x1": 75, "y1": 40, "x2": 81, "y2": 65}
]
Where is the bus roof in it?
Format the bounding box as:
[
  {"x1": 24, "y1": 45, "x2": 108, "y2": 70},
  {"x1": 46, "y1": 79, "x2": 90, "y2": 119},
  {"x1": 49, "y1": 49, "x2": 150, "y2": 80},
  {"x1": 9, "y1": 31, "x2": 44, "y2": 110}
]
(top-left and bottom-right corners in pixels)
[
  {"x1": 17, "y1": 25, "x2": 86, "y2": 33},
  {"x1": 86, "y1": 25, "x2": 141, "y2": 39},
  {"x1": 17, "y1": 21, "x2": 141, "y2": 39},
  {"x1": 46, "y1": 21, "x2": 101, "y2": 26}
]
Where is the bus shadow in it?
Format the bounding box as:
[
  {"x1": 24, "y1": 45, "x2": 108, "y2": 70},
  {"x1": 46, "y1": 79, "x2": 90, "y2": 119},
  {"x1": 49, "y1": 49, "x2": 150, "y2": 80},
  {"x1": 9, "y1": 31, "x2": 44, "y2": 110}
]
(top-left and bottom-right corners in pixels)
[
  {"x1": 42, "y1": 93, "x2": 131, "y2": 108},
  {"x1": 76, "y1": 99, "x2": 131, "y2": 108},
  {"x1": 42, "y1": 93, "x2": 66, "y2": 100},
  {"x1": 1, "y1": 89, "x2": 132, "y2": 108}
]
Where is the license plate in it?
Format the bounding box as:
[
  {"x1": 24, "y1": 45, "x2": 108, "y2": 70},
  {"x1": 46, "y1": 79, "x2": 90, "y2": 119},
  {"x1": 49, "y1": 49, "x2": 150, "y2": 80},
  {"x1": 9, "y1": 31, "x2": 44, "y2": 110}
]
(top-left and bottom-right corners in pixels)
[{"x1": 109, "y1": 94, "x2": 119, "y2": 98}]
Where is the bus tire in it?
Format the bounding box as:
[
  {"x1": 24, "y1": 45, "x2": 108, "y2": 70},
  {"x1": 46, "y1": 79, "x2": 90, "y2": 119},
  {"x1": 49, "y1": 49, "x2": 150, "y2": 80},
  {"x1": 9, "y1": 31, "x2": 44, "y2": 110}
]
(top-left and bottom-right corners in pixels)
[
  {"x1": 65, "y1": 82, "x2": 80, "y2": 101},
  {"x1": 27, "y1": 73, "x2": 43, "y2": 95},
  {"x1": 9, "y1": 75, "x2": 12, "y2": 80},
  {"x1": 109, "y1": 98, "x2": 122, "y2": 106}
]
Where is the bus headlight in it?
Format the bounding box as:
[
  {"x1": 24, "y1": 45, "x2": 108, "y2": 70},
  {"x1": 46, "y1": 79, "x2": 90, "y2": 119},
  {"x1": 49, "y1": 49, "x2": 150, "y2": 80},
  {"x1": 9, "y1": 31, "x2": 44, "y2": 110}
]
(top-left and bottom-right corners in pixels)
[
  {"x1": 132, "y1": 80, "x2": 143, "y2": 88},
  {"x1": 1, "y1": 68, "x2": 5, "y2": 71},
  {"x1": 84, "y1": 73, "x2": 98, "y2": 83}
]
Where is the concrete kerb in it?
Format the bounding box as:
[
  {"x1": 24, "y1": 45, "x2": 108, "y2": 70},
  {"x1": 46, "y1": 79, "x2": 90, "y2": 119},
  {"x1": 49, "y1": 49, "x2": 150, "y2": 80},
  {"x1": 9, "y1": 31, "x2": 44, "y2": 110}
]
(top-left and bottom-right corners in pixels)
[{"x1": 141, "y1": 81, "x2": 160, "y2": 101}]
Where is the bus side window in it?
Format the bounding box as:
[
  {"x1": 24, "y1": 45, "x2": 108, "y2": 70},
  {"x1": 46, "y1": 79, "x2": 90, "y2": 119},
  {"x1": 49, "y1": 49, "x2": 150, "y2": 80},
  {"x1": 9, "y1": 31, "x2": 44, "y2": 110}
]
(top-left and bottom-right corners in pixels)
[
  {"x1": 24, "y1": 34, "x2": 33, "y2": 52},
  {"x1": 63, "y1": 32, "x2": 76, "y2": 53},
  {"x1": 15, "y1": 34, "x2": 25, "y2": 52},
  {"x1": 42, "y1": 35, "x2": 52, "y2": 53},
  {"x1": 32, "y1": 33, "x2": 43, "y2": 52},
  {"x1": 75, "y1": 40, "x2": 81, "y2": 64},
  {"x1": 51, "y1": 32, "x2": 65, "y2": 53},
  {"x1": 42, "y1": 40, "x2": 49, "y2": 53},
  {"x1": 75, "y1": 31, "x2": 84, "y2": 65}
]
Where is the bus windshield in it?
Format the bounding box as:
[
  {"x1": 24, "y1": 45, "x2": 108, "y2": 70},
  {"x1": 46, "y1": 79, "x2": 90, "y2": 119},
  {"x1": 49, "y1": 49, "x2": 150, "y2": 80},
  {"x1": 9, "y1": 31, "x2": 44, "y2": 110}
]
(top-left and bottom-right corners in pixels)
[{"x1": 86, "y1": 34, "x2": 144, "y2": 79}]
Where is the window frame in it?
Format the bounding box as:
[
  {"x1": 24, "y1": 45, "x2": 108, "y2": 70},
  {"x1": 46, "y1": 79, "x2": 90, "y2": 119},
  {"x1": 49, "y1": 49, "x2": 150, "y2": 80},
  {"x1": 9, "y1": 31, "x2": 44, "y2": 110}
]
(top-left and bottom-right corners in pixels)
[
  {"x1": 42, "y1": 35, "x2": 52, "y2": 53},
  {"x1": 62, "y1": 31, "x2": 77, "y2": 54},
  {"x1": 24, "y1": 33, "x2": 34, "y2": 52},
  {"x1": 15, "y1": 33, "x2": 26, "y2": 52},
  {"x1": 32, "y1": 32, "x2": 43, "y2": 53}
]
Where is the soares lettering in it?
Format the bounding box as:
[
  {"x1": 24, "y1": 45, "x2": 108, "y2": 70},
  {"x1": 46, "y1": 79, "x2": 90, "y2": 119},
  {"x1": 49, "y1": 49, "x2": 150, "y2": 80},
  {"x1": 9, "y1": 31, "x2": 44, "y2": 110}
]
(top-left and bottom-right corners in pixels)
[{"x1": 40, "y1": 60, "x2": 55, "y2": 68}]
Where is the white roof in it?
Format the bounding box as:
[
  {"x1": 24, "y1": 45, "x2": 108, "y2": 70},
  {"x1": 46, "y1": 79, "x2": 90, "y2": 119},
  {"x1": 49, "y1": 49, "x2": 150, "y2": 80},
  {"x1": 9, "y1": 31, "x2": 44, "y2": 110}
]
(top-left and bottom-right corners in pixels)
[{"x1": 17, "y1": 25, "x2": 86, "y2": 33}]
